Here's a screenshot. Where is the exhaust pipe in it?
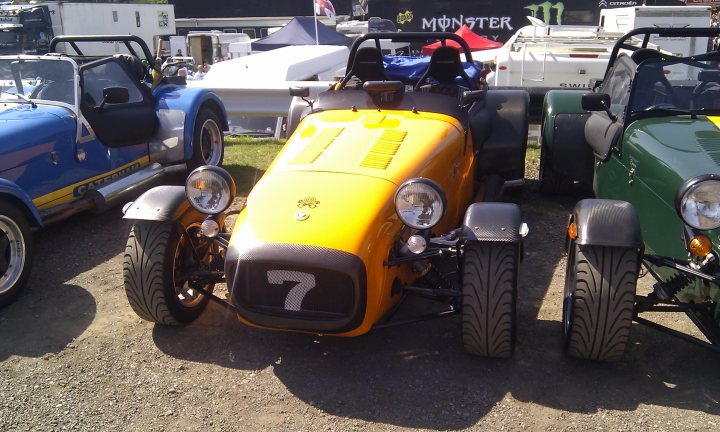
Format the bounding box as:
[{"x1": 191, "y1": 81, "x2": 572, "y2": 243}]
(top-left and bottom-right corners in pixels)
[{"x1": 86, "y1": 162, "x2": 187, "y2": 213}]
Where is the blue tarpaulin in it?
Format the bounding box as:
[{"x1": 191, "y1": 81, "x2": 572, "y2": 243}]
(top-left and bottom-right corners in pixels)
[{"x1": 383, "y1": 56, "x2": 483, "y2": 86}]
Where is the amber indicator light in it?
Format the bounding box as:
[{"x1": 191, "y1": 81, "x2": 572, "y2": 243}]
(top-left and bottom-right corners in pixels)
[
  {"x1": 689, "y1": 235, "x2": 712, "y2": 257},
  {"x1": 568, "y1": 222, "x2": 578, "y2": 240}
]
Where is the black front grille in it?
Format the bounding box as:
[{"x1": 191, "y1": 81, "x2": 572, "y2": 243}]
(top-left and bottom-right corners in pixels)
[{"x1": 226, "y1": 243, "x2": 367, "y2": 333}]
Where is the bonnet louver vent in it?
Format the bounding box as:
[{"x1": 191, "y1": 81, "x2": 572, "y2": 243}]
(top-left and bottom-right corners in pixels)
[
  {"x1": 291, "y1": 128, "x2": 344, "y2": 165},
  {"x1": 360, "y1": 130, "x2": 407, "y2": 170}
]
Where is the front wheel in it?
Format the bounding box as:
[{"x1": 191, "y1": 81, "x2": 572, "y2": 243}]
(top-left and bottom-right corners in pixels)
[
  {"x1": 462, "y1": 241, "x2": 518, "y2": 358},
  {"x1": 563, "y1": 242, "x2": 638, "y2": 361},
  {"x1": 190, "y1": 107, "x2": 224, "y2": 171},
  {"x1": 123, "y1": 219, "x2": 215, "y2": 325},
  {"x1": 0, "y1": 201, "x2": 34, "y2": 307}
]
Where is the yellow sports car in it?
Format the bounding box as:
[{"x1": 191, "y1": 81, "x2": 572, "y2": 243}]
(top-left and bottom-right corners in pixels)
[{"x1": 122, "y1": 33, "x2": 530, "y2": 358}]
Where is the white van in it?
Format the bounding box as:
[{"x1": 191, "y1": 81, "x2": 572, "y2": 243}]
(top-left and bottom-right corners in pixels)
[{"x1": 476, "y1": 20, "x2": 624, "y2": 89}]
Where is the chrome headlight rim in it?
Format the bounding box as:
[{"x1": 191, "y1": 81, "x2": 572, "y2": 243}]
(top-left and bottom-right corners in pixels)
[
  {"x1": 675, "y1": 173, "x2": 720, "y2": 231},
  {"x1": 394, "y1": 177, "x2": 447, "y2": 230},
  {"x1": 185, "y1": 165, "x2": 237, "y2": 215}
]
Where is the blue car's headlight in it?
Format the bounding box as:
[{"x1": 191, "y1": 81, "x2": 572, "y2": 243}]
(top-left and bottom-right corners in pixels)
[
  {"x1": 185, "y1": 166, "x2": 236, "y2": 215},
  {"x1": 394, "y1": 178, "x2": 447, "y2": 230},
  {"x1": 676, "y1": 174, "x2": 720, "y2": 231}
]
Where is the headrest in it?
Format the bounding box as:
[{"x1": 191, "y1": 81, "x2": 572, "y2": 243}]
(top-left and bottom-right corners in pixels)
[
  {"x1": 427, "y1": 46, "x2": 465, "y2": 84},
  {"x1": 351, "y1": 47, "x2": 387, "y2": 82}
]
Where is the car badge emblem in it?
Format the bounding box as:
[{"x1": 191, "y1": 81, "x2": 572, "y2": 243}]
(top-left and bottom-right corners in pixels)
[
  {"x1": 295, "y1": 211, "x2": 310, "y2": 221},
  {"x1": 297, "y1": 197, "x2": 320, "y2": 208}
]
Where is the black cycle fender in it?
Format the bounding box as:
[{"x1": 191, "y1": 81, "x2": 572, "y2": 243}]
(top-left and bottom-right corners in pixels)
[
  {"x1": 122, "y1": 185, "x2": 195, "y2": 222},
  {"x1": 571, "y1": 199, "x2": 642, "y2": 249},
  {"x1": 461, "y1": 202, "x2": 523, "y2": 243}
]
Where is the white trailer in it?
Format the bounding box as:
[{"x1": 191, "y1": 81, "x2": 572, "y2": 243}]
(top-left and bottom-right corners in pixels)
[
  {"x1": 46, "y1": 2, "x2": 176, "y2": 56},
  {"x1": 600, "y1": 6, "x2": 712, "y2": 81},
  {"x1": 0, "y1": 2, "x2": 176, "y2": 56},
  {"x1": 599, "y1": 6, "x2": 712, "y2": 58}
]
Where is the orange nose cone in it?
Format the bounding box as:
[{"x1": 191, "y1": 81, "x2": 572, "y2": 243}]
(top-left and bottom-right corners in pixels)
[
  {"x1": 689, "y1": 235, "x2": 712, "y2": 257},
  {"x1": 567, "y1": 222, "x2": 578, "y2": 240}
]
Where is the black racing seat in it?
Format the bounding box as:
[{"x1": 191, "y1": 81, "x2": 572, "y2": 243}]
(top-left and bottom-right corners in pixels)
[
  {"x1": 630, "y1": 48, "x2": 677, "y2": 109},
  {"x1": 338, "y1": 47, "x2": 388, "y2": 89},
  {"x1": 413, "y1": 46, "x2": 474, "y2": 95},
  {"x1": 691, "y1": 70, "x2": 720, "y2": 110}
]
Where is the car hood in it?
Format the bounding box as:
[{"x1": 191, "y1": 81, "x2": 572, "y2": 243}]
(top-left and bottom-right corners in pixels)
[
  {"x1": 267, "y1": 108, "x2": 465, "y2": 185},
  {"x1": 228, "y1": 107, "x2": 471, "y2": 259},
  {"x1": 0, "y1": 104, "x2": 75, "y2": 169},
  {"x1": 627, "y1": 116, "x2": 720, "y2": 180}
]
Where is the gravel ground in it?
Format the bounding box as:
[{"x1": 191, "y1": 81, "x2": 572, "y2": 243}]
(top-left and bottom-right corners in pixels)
[{"x1": 1, "y1": 160, "x2": 719, "y2": 431}]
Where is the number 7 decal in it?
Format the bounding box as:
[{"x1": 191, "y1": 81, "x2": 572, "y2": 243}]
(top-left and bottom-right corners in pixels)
[{"x1": 267, "y1": 270, "x2": 316, "y2": 311}]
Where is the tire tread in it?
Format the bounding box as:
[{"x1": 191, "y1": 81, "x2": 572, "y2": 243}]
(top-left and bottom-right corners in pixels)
[
  {"x1": 462, "y1": 242, "x2": 517, "y2": 358},
  {"x1": 566, "y1": 245, "x2": 637, "y2": 361}
]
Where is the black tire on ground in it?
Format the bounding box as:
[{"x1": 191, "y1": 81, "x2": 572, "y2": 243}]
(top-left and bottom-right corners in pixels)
[
  {"x1": 539, "y1": 141, "x2": 573, "y2": 194},
  {"x1": 0, "y1": 201, "x2": 33, "y2": 307},
  {"x1": 189, "y1": 107, "x2": 224, "y2": 171},
  {"x1": 563, "y1": 242, "x2": 638, "y2": 361},
  {"x1": 462, "y1": 241, "x2": 518, "y2": 358},
  {"x1": 123, "y1": 220, "x2": 213, "y2": 325}
]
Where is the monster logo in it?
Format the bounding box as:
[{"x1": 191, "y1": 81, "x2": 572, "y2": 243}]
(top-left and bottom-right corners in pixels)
[
  {"x1": 525, "y1": 1, "x2": 565, "y2": 25},
  {"x1": 397, "y1": 10, "x2": 413, "y2": 25}
]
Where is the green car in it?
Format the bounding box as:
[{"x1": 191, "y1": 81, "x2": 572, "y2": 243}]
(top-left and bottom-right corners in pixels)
[{"x1": 539, "y1": 27, "x2": 720, "y2": 361}]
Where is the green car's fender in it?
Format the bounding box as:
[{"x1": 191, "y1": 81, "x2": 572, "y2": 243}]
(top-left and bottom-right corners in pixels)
[{"x1": 541, "y1": 90, "x2": 595, "y2": 185}]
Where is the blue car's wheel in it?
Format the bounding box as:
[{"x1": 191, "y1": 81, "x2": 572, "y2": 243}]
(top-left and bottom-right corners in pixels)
[
  {"x1": 0, "y1": 201, "x2": 33, "y2": 307},
  {"x1": 190, "y1": 108, "x2": 224, "y2": 170}
]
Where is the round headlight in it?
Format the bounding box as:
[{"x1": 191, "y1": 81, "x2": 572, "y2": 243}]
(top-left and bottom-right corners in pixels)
[
  {"x1": 394, "y1": 178, "x2": 447, "y2": 230},
  {"x1": 185, "y1": 166, "x2": 236, "y2": 215},
  {"x1": 676, "y1": 175, "x2": 720, "y2": 230}
]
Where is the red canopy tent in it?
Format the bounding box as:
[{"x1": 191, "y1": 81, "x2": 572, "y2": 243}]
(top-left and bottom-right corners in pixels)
[{"x1": 421, "y1": 25, "x2": 503, "y2": 56}]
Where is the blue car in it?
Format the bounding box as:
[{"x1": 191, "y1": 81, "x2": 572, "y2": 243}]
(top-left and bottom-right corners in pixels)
[{"x1": 0, "y1": 35, "x2": 228, "y2": 306}]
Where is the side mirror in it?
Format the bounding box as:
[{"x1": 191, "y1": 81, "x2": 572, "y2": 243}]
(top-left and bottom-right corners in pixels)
[
  {"x1": 581, "y1": 93, "x2": 610, "y2": 111},
  {"x1": 289, "y1": 86, "x2": 310, "y2": 98},
  {"x1": 582, "y1": 93, "x2": 617, "y2": 121},
  {"x1": 289, "y1": 86, "x2": 313, "y2": 113},
  {"x1": 98, "y1": 86, "x2": 129, "y2": 109}
]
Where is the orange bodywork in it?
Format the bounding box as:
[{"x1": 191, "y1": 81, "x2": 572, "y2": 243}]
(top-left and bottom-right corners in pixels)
[{"x1": 228, "y1": 107, "x2": 476, "y2": 336}]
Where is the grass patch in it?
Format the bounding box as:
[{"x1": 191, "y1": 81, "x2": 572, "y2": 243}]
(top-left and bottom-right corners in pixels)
[
  {"x1": 224, "y1": 136, "x2": 284, "y2": 195},
  {"x1": 526, "y1": 138, "x2": 540, "y2": 166}
]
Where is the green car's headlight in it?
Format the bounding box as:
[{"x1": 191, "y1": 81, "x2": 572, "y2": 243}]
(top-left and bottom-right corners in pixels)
[
  {"x1": 394, "y1": 178, "x2": 447, "y2": 230},
  {"x1": 185, "y1": 166, "x2": 236, "y2": 215},
  {"x1": 676, "y1": 175, "x2": 720, "y2": 231}
]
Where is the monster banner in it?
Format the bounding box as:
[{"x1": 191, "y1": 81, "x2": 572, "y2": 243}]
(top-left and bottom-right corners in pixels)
[{"x1": 367, "y1": 0, "x2": 641, "y2": 42}]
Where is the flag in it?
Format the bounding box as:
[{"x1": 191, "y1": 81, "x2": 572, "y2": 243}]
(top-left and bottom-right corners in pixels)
[{"x1": 314, "y1": 0, "x2": 336, "y2": 21}]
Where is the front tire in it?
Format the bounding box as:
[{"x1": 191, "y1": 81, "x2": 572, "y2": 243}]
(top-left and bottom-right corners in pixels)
[
  {"x1": 563, "y1": 242, "x2": 638, "y2": 361},
  {"x1": 462, "y1": 241, "x2": 518, "y2": 358},
  {"x1": 123, "y1": 219, "x2": 214, "y2": 325},
  {"x1": 0, "y1": 201, "x2": 33, "y2": 307},
  {"x1": 190, "y1": 107, "x2": 224, "y2": 171}
]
